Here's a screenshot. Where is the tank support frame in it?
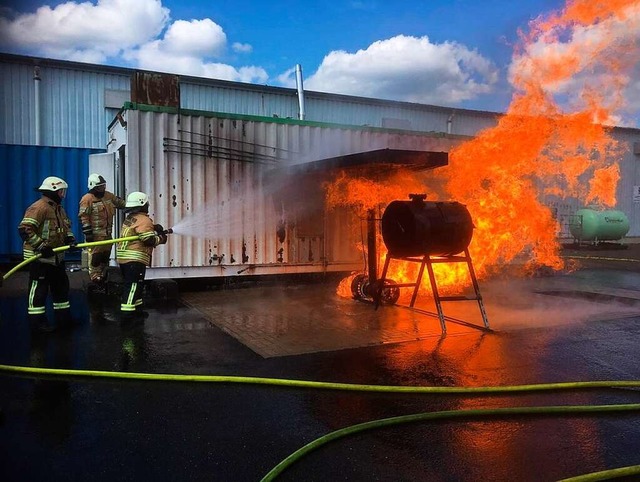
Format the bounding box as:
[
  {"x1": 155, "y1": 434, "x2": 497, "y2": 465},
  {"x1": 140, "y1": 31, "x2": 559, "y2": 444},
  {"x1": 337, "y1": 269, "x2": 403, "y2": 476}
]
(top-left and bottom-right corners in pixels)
[{"x1": 374, "y1": 248, "x2": 490, "y2": 334}]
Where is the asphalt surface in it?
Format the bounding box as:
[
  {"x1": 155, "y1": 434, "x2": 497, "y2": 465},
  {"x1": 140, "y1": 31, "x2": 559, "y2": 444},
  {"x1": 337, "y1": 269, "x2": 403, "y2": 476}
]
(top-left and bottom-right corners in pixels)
[{"x1": 2, "y1": 244, "x2": 640, "y2": 482}]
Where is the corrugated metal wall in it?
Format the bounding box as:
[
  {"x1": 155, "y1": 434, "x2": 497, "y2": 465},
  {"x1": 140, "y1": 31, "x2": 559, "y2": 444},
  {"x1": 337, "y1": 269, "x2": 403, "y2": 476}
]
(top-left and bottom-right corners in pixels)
[
  {"x1": 181, "y1": 80, "x2": 498, "y2": 136},
  {"x1": 0, "y1": 59, "x2": 129, "y2": 148},
  {"x1": 612, "y1": 128, "x2": 640, "y2": 236},
  {"x1": 0, "y1": 144, "x2": 99, "y2": 261},
  {"x1": 541, "y1": 127, "x2": 640, "y2": 238},
  {"x1": 2, "y1": 54, "x2": 497, "y2": 150},
  {"x1": 118, "y1": 108, "x2": 461, "y2": 276},
  {"x1": 3, "y1": 54, "x2": 639, "y2": 241}
]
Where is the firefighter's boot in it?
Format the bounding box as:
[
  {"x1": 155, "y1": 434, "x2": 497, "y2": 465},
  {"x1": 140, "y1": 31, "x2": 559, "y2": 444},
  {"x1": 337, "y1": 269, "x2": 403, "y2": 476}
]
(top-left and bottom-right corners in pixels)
[{"x1": 29, "y1": 314, "x2": 55, "y2": 333}]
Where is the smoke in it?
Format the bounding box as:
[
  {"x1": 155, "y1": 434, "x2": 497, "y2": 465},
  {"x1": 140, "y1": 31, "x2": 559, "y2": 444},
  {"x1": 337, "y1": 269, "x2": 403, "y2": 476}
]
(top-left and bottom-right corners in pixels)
[{"x1": 480, "y1": 277, "x2": 640, "y2": 330}]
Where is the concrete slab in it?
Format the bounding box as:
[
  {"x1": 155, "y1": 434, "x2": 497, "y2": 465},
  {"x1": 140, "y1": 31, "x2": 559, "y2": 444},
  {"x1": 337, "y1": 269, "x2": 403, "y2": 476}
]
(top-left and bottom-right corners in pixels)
[
  {"x1": 180, "y1": 269, "x2": 640, "y2": 357},
  {"x1": 181, "y1": 285, "x2": 477, "y2": 357}
]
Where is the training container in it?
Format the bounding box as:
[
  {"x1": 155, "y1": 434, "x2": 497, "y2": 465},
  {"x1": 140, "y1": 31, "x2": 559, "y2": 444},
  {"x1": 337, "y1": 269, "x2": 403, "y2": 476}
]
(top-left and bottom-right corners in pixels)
[{"x1": 97, "y1": 103, "x2": 464, "y2": 279}]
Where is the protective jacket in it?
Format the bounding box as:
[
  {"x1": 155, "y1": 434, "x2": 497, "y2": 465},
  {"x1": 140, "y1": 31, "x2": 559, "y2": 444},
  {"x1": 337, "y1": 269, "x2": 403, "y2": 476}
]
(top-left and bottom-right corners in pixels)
[
  {"x1": 18, "y1": 196, "x2": 74, "y2": 264},
  {"x1": 78, "y1": 191, "x2": 126, "y2": 240},
  {"x1": 116, "y1": 212, "x2": 167, "y2": 266}
]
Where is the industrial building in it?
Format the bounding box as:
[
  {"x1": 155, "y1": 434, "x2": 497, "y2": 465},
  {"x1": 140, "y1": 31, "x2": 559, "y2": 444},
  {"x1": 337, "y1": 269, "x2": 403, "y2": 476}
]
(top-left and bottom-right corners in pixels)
[{"x1": 2, "y1": 52, "x2": 640, "y2": 278}]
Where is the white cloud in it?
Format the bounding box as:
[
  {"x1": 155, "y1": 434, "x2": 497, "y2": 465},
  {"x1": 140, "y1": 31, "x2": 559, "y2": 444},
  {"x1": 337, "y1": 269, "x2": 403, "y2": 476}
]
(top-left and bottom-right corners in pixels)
[
  {"x1": 290, "y1": 35, "x2": 499, "y2": 105},
  {"x1": 232, "y1": 42, "x2": 253, "y2": 53},
  {"x1": 0, "y1": 1, "x2": 268, "y2": 83},
  {"x1": 125, "y1": 18, "x2": 267, "y2": 83},
  {"x1": 0, "y1": 3, "x2": 501, "y2": 102},
  {"x1": 0, "y1": 0, "x2": 169, "y2": 61},
  {"x1": 162, "y1": 19, "x2": 226, "y2": 57}
]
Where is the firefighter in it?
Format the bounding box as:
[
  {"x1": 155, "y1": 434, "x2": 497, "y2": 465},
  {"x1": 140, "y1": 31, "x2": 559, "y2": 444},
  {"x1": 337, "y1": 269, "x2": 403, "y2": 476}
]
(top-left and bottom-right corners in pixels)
[
  {"x1": 78, "y1": 173, "x2": 126, "y2": 286},
  {"x1": 18, "y1": 176, "x2": 77, "y2": 332},
  {"x1": 115, "y1": 192, "x2": 168, "y2": 321}
]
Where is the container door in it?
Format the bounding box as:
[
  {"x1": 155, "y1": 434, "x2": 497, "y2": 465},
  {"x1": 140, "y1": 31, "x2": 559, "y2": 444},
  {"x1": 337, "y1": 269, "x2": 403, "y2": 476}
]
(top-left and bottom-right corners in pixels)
[
  {"x1": 88, "y1": 151, "x2": 121, "y2": 265},
  {"x1": 88, "y1": 152, "x2": 116, "y2": 189}
]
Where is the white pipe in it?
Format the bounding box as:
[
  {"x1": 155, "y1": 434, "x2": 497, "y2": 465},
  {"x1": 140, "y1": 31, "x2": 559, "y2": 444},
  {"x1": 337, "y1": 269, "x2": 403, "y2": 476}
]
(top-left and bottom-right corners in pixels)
[
  {"x1": 34, "y1": 66, "x2": 41, "y2": 145},
  {"x1": 447, "y1": 112, "x2": 455, "y2": 134},
  {"x1": 295, "y1": 64, "x2": 305, "y2": 120}
]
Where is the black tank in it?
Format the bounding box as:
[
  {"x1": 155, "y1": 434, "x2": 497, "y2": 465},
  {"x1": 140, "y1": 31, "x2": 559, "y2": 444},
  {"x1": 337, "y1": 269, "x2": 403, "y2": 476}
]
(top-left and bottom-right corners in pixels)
[{"x1": 381, "y1": 194, "x2": 474, "y2": 257}]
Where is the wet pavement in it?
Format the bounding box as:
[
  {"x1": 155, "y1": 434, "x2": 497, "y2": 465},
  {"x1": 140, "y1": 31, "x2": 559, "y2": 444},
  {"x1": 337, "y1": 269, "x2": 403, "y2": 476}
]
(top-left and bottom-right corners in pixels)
[{"x1": 2, "y1": 245, "x2": 640, "y2": 481}]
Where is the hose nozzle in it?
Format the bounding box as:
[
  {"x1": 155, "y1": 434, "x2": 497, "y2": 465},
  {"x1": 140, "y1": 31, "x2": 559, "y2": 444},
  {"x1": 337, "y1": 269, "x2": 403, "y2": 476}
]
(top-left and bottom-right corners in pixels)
[{"x1": 163, "y1": 228, "x2": 174, "y2": 235}]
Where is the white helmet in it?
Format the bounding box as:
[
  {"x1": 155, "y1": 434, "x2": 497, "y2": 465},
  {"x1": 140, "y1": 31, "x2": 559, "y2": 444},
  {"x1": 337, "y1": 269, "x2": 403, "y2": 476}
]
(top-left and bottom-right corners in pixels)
[
  {"x1": 39, "y1": 176, "x2": 68, "y2": 192},
  {"x1": 88, "y1": 173, "x2": 106, "y2": 189},
  {"x1": 125, "y1": 191, "x2": 149, "y2": 208}
]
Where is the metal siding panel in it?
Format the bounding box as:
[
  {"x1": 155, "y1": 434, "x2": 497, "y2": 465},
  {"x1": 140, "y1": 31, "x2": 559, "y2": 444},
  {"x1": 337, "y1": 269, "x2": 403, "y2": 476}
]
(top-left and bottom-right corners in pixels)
[
  {"x1": 613, "y1": 130, "x2": 640, "y2": 237},
  {"x1": 303, "y1": 96, "x2": 499, "y2": 135},
  {"x1": 535, "y1": 130, "x2": 640, "y2": 240},
  {"x1": 0, "y1": 144, "x2": 99, "y2": 260},
  {"x1": 122, "y1": 110, "x2": 469, "y2": 274},
  {"x1": 0, "y1": 61, "x2": 130, "y2": 148},
  {"x1": 0, "y1": 62, "x2": 34, "y2": 145},
  {"x1": 3, "y1": 56, "x2": 501, "y2": 151},
  {"x1": 181, "y1": 82, "x2": 299, "y2": 119}
]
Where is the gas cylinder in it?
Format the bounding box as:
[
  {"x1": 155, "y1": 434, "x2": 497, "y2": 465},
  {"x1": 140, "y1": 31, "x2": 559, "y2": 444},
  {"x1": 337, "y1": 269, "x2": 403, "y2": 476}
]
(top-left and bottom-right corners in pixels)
[{"x1": 569, "y1": 208, "x2": 629, "y2": 242}]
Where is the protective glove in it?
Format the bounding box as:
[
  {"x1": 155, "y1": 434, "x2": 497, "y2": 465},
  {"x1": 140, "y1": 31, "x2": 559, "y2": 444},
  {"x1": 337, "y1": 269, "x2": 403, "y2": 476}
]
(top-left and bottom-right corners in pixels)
[
  {"x1": 37, "y1": 244, "x2": 55, "y2": 258},
  {"x1": 65, "y1": 236, "x2": 81, "y2": 253},
  {"x1": 82, "y1": 225, "x2": 94, "y2": 243},
  {"x1": 153, "y1": 224, "x2": 165, "y2": 235}
]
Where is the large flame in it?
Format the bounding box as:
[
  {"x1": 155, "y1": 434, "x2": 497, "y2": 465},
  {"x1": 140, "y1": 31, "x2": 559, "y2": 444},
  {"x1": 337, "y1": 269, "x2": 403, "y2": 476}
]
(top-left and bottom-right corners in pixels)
[{"x1": 332, "y1": 0, "x2": 639, "y2": 299}]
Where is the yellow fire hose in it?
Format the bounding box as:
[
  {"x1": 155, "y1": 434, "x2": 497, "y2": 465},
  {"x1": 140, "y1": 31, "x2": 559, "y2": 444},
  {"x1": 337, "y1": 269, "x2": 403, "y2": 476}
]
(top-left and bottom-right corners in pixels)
[
  {"x1": 260, "y1": 405, "x2": 640, "y2": 482},
  {"x1": 0, "y1": 364, "x2": 639, "y2": 481},
  {"x1": 2, "y1": 364, "x2": 640, "y2": 393},
  {"x1": 2, "y1": 235, "x2": 141, "y2": 282}
]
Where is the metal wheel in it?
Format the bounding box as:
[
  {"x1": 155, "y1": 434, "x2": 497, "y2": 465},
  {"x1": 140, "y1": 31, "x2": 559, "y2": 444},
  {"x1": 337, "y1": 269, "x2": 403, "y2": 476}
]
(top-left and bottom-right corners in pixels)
[
  {"x1": 350, "y1": 273, "x2": 369, "y2": 300},
  {"x1": 378, "y1": 278, "x2": 400, "y2": 305}
]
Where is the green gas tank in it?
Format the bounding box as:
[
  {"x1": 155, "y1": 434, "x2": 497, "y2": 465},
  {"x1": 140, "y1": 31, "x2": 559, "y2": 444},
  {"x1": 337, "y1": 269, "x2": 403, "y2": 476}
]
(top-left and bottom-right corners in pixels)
[{"x1": 569, "y1": 208, "x2": 630, "y2": 242}]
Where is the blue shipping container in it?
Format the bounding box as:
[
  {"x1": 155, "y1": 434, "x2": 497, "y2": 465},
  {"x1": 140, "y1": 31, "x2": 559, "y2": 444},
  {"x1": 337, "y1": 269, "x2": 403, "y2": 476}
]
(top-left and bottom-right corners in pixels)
[{"x1": 0, "y1": 144, "x2": 103, "y2": 262}]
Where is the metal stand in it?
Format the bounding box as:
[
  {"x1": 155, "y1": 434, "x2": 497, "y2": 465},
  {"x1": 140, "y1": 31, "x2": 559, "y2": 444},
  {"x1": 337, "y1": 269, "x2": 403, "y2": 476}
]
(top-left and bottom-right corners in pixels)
[{"x1": 376, "y1": 248, "x2": 489, "y2": 334}]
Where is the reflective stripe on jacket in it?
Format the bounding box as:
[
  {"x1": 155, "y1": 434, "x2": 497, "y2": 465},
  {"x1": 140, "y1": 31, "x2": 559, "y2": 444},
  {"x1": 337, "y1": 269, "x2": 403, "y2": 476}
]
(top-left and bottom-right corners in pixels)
[
  {"x1": 78, "y1": 191, "x2": 126, "y2": 240},
  {"x1": 18, "y1": 196, "x2": 73, "y2": 264},
  {"x1": 116, "y1": 213, "x2": 166, "y2": 266}
]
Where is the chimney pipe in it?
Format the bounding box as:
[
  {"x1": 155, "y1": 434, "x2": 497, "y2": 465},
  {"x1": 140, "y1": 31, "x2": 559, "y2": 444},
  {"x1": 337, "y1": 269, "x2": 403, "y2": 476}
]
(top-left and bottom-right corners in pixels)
[
  {"x1": 295, "y1": 64, "x2": 305, "y2": 120},
  {"x1": 447, "y1": 112, "x2": 455, "y2": 135},
  {"x1": 34, "y1": 66, "x2": 41, "y2": 145}
]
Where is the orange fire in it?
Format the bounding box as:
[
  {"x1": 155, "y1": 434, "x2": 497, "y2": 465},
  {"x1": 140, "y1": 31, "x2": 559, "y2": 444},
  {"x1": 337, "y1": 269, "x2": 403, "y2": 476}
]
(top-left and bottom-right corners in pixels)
[{"x1": 332, "y1": 0, "x2": 638, "y2": 299}]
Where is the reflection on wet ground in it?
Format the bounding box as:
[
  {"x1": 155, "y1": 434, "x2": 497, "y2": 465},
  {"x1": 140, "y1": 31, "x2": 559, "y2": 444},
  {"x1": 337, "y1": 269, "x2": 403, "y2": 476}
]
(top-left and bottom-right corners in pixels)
[
  {"x1": 1, "y1": 265, "x2": 640, "y2": 481},
  {"x1": 181, "y1": 269, "x2": 640, "y2": 357}
]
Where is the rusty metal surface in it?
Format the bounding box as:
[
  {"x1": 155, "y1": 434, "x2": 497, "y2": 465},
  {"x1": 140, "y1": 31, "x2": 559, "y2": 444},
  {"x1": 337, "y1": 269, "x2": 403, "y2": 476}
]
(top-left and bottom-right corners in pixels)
[
  {"x1": 130, "y1": 71, "x2": 179, "y2": 107},
  {"x1": 112, "y1": 108, "x2": 462, "y2": 278}
]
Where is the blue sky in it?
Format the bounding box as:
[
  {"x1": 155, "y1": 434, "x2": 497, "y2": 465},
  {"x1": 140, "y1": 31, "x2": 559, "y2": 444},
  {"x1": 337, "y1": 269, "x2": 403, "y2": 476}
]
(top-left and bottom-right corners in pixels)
[{"x1": 1, "y1": 0, "x2": 637, "y2": 118}]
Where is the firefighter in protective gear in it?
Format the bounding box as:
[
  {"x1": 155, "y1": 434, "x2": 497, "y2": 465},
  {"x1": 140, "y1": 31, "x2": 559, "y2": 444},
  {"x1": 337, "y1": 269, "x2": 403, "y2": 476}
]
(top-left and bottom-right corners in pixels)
[
  {"x1": 18, "y1": 176, "x2": 77, "y2": 332},
  {"x1": 78, "y1": 173, "x2": 126, "y2": 284},
  {"x1": 115, "y1": 192, "x2": 168, "y2": 320}
]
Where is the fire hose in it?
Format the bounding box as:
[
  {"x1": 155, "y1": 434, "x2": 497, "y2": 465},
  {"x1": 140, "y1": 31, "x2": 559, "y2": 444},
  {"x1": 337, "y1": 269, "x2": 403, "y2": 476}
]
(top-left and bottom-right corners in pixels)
[
  {"x1": 0, "y1": 364, "x2": 639, "y2": 481},
  {"x1": 2, "y1": 229, "x2": 174, "y2": 282}
]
